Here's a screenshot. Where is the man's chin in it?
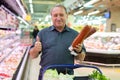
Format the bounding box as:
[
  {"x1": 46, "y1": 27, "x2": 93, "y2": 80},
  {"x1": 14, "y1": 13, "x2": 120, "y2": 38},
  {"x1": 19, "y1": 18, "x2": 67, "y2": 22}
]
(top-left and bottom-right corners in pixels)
[{"x1": 56, "y1": 24, "x2": 65, "y2": 27}]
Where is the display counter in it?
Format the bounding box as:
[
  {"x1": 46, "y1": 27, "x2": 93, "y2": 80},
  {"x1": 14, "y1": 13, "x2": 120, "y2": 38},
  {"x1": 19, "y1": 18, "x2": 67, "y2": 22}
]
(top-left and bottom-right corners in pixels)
[
  {"x1": 84, "y1": 32, "x2": 120, "y2": 66},
  {"x1": 12, "y1": 47, "x2": 30, "y2": 80},
  {"x1": 0, "y1": 29, "x2": 30, "y2": 80},
  {"x1": 85, "y1": 50, "x2": 120, "y2": 64}
]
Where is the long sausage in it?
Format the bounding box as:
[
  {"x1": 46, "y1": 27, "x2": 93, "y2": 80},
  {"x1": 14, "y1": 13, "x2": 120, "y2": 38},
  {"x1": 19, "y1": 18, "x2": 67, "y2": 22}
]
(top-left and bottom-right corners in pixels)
[
  {"x1": 84, "y1": 27, "x2": 97, "y2": 39},
  {"x1": 72, "y1": 25, "x2": 91, "y2": 48}
]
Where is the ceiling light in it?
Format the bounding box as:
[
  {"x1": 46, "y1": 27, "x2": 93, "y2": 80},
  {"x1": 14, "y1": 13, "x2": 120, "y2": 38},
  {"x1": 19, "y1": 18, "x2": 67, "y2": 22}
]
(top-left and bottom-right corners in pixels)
[
  {"x1": 30, "y1": 4, "x2": 33, "y2": 14},
  {"x1": 80, "y1": 6, "x2": 84, "y2": 9},
  {"x1": 73, "y1": 10, "x2": 83, "y2": 15},
  {"x1": 29, "y1": 0, "x2": 32, "y2": 3},
  {"x1": 88, "y1": 10, "x2": 100, "y2": 16},
  {"x1": 84, "y1": 0, "x2": 100, "y2": 7}
]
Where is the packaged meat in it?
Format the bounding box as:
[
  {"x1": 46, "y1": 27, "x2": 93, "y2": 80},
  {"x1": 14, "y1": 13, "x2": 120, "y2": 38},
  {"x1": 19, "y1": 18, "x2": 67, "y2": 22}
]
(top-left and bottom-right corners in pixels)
[
  {"x1": 69, "y1": 25, "x2": 96, "y2": 56},
  {"x1": 84, "y1": 27, "x2": 97, "y2": 39}
]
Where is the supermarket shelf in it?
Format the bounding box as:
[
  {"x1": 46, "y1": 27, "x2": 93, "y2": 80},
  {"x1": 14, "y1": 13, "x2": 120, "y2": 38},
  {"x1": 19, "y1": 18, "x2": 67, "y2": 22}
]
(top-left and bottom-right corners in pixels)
[
  {"x1": 0, "y1": 47, "x2": 16, "y2": 63},
  {"x1": 0, "y1": 27, "x2": 16, "y2": 30},
  {"x1": 85, "y1": 50, "x2": 120, "y2": 64},
  {"x1": 11, "y1": 46, "x2": 30, "y2": 80},
  {"x1": 87, "y1": 49, "x2": 120, "y2": 54},
  {"x1": 83, "y1": 61, "x2": 120, "y2": 67}
]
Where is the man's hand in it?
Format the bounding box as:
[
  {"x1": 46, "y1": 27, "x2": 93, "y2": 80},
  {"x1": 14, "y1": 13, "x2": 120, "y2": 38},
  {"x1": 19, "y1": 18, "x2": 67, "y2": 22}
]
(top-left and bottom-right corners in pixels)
[
  {"x1": 69, "y1": 43, "x2": 83, "y2": 56},
  {"x1": 75, "y1": 52, "x2": 86, "y2": 64},
  {"x1": 34, "y1": 36, "x2": 42, "y2": 53},
  {"x1": 29, "y1": 36, "x2": 42, "y2": 59},
  {"x1": 34, "y1": 41, "x2": 42, "y2": 52},
  {"x1": 73, "y1": 43, "x2": 82, "y2": 53}
]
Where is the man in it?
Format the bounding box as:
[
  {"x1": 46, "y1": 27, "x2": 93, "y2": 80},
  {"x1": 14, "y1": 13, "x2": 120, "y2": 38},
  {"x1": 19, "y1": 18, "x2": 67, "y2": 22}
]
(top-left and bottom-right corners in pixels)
[
  {"x1": 29, "y1": 4, "x2": 86, "y2": 80},
  {"x1": 32, "y1": 25, "x2": 39, "y2": 43}
]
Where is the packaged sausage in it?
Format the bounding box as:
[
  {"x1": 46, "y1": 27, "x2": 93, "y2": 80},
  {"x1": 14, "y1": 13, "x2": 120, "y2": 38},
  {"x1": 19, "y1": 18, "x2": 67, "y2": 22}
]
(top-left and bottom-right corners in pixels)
[
  {"x1": 69, "y1": 25, "x2": 95, "y2": 56},
  {"x1": 84, "y1": 27, "x2": 97, "y2": 39},
  {"x1": 72, "y1": 25, "x2": 92, "y2": 48}
]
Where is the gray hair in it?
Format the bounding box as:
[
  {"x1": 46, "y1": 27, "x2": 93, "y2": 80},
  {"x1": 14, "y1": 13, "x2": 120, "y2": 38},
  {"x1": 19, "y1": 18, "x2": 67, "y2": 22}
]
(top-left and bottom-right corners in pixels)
[{"x1": 50, "y1": 4, "x2": 68, "y2": 15}]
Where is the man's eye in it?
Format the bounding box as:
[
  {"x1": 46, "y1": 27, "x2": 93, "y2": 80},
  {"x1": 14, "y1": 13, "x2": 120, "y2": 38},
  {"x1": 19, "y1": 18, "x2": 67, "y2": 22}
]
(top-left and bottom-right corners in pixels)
[
  {"x1": 54, "y1": 15, "x2": 57, "y2": 17},
  {"x1": 60, "y1": 14, "x2": 63, "y2": 16}
]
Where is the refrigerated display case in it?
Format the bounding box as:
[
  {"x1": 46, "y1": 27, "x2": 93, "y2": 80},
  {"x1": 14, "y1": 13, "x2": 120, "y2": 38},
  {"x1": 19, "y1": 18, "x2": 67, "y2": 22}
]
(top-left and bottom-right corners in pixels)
[
  {"x1": 0, "y1": 2, "x2": 31, "y2": 79},
  {"x1": 84, "y1": 32, "x2": 120, "y2": 65},
  {"x1": 0, "y1": 29, "x2": 29, "y2": 80}
]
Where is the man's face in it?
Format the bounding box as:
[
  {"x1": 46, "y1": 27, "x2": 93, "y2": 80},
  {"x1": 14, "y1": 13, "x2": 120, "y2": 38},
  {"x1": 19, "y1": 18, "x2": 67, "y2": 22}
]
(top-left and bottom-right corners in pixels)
[{"x1": 51, "y1": 7, "x2": 68, "y2": 28}]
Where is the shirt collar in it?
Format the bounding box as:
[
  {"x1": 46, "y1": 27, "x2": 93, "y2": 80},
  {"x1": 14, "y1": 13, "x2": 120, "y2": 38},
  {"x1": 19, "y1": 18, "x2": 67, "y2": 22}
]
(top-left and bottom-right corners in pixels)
[{"x1": 49, "y1": 25, "x2": 70, "y2": 32}]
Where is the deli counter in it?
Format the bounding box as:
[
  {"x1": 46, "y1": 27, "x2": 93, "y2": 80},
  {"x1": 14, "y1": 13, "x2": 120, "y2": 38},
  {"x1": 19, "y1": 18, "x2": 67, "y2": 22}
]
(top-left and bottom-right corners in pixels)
[{"x1": 84, "y1": 32, "x2": 120, "y2": 66}]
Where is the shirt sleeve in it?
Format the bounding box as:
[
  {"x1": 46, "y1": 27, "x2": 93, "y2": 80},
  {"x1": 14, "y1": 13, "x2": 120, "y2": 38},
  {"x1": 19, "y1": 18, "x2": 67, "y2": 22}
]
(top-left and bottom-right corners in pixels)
[{"x1": 82, "y1": 44, "x2": 86, "y2": 53}]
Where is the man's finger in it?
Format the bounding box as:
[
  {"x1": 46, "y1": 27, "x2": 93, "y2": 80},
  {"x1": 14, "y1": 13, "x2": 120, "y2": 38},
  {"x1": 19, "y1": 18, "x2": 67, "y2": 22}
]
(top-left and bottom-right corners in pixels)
[{"x1": 36, "y1": 36, "x2": 40, "y2": 42}]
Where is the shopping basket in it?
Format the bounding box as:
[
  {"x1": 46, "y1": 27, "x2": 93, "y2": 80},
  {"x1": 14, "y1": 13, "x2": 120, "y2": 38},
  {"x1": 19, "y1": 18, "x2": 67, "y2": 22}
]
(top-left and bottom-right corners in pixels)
[{"x1": 41, "y1": 64, "x2": 102, "y2": 80}]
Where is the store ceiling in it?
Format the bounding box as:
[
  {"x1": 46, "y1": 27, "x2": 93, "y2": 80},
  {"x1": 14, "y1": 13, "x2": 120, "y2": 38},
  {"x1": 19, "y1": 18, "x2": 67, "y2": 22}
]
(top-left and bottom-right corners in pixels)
[
  {"x1": 23, "y1": 0, "x2": 65, "y2": 22},
  {"x1": 0, "y1": 0, "x2": 107, "y2": 23},
  {"x1": 0, "y1": 0, "x2": 120, "y2": 25},
  {"x1": 23, "y1": 0, "x2": 120, "y2": 23},
  {"x1": 23, "y1": 0, "x2": 92, "y2": 22}
]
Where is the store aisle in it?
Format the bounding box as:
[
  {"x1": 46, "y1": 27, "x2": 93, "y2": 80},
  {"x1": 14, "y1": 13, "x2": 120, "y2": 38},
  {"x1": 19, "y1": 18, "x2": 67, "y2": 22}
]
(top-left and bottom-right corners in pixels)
[
  {"x1": 26, "y1": 56, "x2": 120, "y2": 80},
  {"x1": 74, "y1": 64, "x2": 120, "y2": 80},
  {"x1": 27, "y1": 55, "x2": 41, "y2": 80},
  {"x1": 100, "y1": 66, "x2": 120, "y2": 80}
]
